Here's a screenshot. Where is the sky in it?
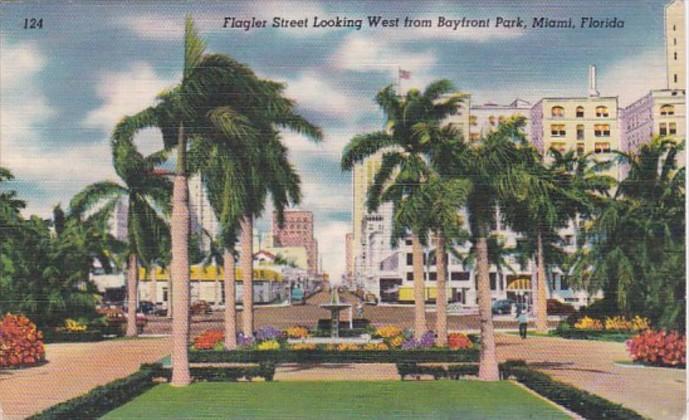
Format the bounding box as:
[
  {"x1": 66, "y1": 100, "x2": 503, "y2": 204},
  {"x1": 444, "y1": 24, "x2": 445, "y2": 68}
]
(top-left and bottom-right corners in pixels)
[{"x1": 0, "y1": 0, "x2": 672, "y2": 281}]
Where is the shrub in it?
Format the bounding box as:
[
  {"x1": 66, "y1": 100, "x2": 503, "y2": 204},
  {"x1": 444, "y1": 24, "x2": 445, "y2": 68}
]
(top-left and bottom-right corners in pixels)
[
  {"x1": 447, "y1": 333, "x2": 473, "y2": 350},
  {"x1": 284, "y1": 326, "x2": 310, "y2": 339},
  {"x1": 0, "y1": 313, "x2": 46, "y2": 368},
  {"x1": 546, "y1": 299, "x2": 576, "y2": 316},
  {"x1": 193, "y1": 330, "x2": 224, "y2": 350},
  {"x1": 626, "y1": 330, "x2": 686, "y2": 367},
  {"x1": 336, "y1": 343, "x2": 360, "y2": 351},
  {"x1": 574, "y1": 316, "x2": 603, "y2": 330},
  {"x1": 257, "y1": 340, "x2": 281, "y2": 351}
]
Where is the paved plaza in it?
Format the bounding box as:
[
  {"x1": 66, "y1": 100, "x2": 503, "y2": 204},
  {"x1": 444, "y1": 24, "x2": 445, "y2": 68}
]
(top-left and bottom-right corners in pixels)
[{"x1": 0, "y1": 291, "x2": 684, "y2": 419}]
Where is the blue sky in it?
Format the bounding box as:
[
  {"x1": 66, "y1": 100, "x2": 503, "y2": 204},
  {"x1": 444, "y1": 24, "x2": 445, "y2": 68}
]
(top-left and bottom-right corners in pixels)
[{"x1": 0, "y1": 0, "x2": 671, "y2": 279}]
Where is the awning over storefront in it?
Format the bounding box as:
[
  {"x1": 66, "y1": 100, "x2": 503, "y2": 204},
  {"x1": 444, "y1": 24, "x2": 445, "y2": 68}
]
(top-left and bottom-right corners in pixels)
[
  {"x1": 138, "y1": 265, "x2": 283, "y2": 282},
  {"x1": 506, "y1": 276, "x2": 531, "y2": 290},
  {"x1": 398, "y1": 286, "x2": 439, "y2": 301}
]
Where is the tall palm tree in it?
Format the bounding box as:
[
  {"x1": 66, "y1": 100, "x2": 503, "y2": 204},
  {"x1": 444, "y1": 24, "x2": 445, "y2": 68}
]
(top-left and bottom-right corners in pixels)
[
  {"x1": 70, "y1": 140, "x2": 170, "y2": 337},
  {"x1": 341, "y1": 80, "x2": 466, "y2": 339},
  {"x1": 432, "y1": 116, "x2": 535, "y2": 380}
]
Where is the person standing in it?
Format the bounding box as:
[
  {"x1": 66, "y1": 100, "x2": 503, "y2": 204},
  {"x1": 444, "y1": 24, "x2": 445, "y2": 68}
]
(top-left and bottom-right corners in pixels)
[{"x1": 517, "y1": 310, "x2": 528, "y2": 339}]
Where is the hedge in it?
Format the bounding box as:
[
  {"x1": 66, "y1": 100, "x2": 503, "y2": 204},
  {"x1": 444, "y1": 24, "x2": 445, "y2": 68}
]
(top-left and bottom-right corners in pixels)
[
  {"x1": 552, "y1": 328, "x2": 632, "y2": 342},
  {"x1": 154, "y1": 363, "x2": 276, "y2": 382},
  {"x1": 190, "y1": 348, "x2": 479, "y2": 364},
  {"x1": 42, "y1": 330, "x2": 106, "y2": 344},
  {"x1": 501, "y1": 361, "x2": 645, "y2": 420},
  {"x1": 29, "y1": 363, "x2": 160, "y2": 419},
  {"x1": 396, "y1": 363, "x2": 479, "y2": 380}
]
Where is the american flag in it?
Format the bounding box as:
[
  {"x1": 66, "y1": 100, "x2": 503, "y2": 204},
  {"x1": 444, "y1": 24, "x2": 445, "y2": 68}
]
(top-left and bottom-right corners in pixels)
[{"x1": 399, "y1": 69, "x2": 411, "y2": 80}]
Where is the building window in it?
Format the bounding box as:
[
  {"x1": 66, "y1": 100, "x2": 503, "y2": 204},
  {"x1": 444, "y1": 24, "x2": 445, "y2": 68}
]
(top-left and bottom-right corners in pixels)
[
  {"x1": 660, "y1": 122, "x2": 668, "y2": 136},
  {"x1": 669, "y1": 122, "x2": 677, "y2": 135},
  {"x1": 406, "y1": 253, "x2": 413, "y2": 266},
  {"x1": 451, "y1": 272, "x2": 470, "y2": 281},
  {"x1": 405, "y1": 239, "x2": 412, "y2": 246},
  {"x1": 560, "y1": 276, "x2": 569, "y2": 290},
  {"x1": 674, "y1": 52, "x2": 678, "y2": 61},
  {"x1": 551, "y1": 106, "x2": 565, "y2": 118},
  {"x1": 674, "y1": 74, "x2": 678, "y2": 83},
  {"x1": 594, "y1": 124, "x2": 610, "y2": 137},
  {"x1": 550, "y1": 124, "x2": 566, "y2": 137},
  {"x1": 428, "y1": 272, "x2": 437, "y2": 281},
  {"x1": 576, "y1": 124, "x2": 584, "y2": 140},
  {"x1": 406, "y1": 272, "x2": 414, "y2": 281},
  {"x1": 674, "y1": 38, "x2": 677, "y2": 45},
  {"x1": 595, "y1": 106, "x2": 609, "y2": 117},
  {"x1": 489, "y1": 273, "x2": 497, "y2": 291},
  {"x1": 576, "y1": 143, "x2": 585, "y2": 156},
  {"x1": 594, "y1": 142, "x2": 610, "y2": 153},
  {"x1": 660, "y1": 104, "x2": 675, "y2": 115},
  {"x1": 576, "y1": 106, "x2": 584, "y2": 118},
  {"x1": 564, "y1": 235, "x2": 574, "y2": 246}
]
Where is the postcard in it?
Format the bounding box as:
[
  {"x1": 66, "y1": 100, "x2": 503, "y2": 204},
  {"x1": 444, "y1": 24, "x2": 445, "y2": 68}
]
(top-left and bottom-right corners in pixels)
[{"x1": 0, "y1": 1, "x2": 685, "y2": 419}]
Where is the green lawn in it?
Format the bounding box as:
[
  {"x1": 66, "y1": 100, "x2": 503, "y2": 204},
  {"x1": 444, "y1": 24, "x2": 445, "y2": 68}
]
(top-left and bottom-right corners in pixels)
[{"x1": 104, "y1": 381, "x2": 570, "y2": 419}]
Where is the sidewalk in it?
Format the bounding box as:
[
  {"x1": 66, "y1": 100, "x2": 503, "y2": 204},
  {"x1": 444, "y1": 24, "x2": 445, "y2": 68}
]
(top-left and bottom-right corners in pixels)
[{"x1": 0, "y1": 337, "x2": 170, "y2": 419}]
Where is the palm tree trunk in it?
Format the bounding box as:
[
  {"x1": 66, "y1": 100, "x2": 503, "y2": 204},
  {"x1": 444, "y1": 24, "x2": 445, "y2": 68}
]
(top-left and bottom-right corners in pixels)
[
  {"x1": 240, "y1": 215, "x2": 254, "y2": 336},
  {"x1": 166, "y1": 273, "x2": 173, "y2": 319},
  {"x1": 224, "y1": 249, "x2": 237, "y2": 349},
  {"x1": 149, "y1": 264, "x2": 157, "y2": 307},
  {"x1": 126, "y1": 253, "x2": 138, "y2": 337},
  {"x1": 435, "y1": 233, "x2": 448, "y2": 347},
  {"x1": 170, "y1": 124, "x2": 191, "y2": 387},
  {"x1": 214, "y1": 261, "x2": 220, "y2": 308},
  {"x1": 476, "y1": 236, "x2": 499, "y2": 381},
  {"x1": 535, "y1": 231, "x2": 548, "y2": 333},
  {"x1": 411, "y1": 234, "x2": 427, "y2": 339}
]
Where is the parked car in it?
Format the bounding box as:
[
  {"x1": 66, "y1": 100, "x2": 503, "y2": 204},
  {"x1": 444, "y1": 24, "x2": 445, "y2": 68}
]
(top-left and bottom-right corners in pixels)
[
  {"x1": 364, "y1": 292, "x2": 378, "y2": 305},
  {"x1": 492, "y1": 299, "x2": 514, "y2": 315},
  {"x1": 190, "y1": 300, "x2": 213, "y2": 315}
]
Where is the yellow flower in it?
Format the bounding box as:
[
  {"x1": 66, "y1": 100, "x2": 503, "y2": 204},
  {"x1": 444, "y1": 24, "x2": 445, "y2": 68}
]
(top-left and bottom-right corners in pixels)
[
  {"x1": 290, "y1": 343, "x2": 317, "y2": 351},
  {"x1": 363, "y1": 342, "x2": 388, "y2": 351},
  {"x1": 336, "y1": 343, "x2": 360, "y2": 351},
  {"x1": 64, "y1": 318, "x2": 87, "y2": 333},
  {"x1": 257, "y1": 340, "x2": 280, "y2": 351},
  {"x1": 631, "y1": 315, "x2": 650, "y2": 331},
  {"x1": 376, "y1": 326, "x2": 402, "y2": 339},
  {"x1": 604, "y1": 316, "x2": 632, "y2": 331},
  {"x1": 575, "y1": 316, "x2": 603, "y2": 330},
  {"x1": 285, "y1": 326, "x2": 310, "y2": 339},
  {"x1": 389, "y1": 335, "x2": 404, "y2": 348}
]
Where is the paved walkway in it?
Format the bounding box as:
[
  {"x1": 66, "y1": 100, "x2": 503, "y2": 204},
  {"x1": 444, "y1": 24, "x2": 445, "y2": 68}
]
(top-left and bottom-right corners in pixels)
[
  {"x1": 0, "y1": 337, "x2": 170, "y2": 419},
  {"x1": 495, "y1": 333, "x2": 686, "y2": 420}
]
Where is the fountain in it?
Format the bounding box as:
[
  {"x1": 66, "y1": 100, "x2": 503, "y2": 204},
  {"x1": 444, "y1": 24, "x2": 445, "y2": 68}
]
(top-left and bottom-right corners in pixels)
[{"x1": 319, "y1": 288, "x2": 352, "y2": 339}]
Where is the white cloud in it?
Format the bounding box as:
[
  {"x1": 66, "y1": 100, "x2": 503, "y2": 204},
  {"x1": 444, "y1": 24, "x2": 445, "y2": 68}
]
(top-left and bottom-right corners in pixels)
[
  {"x1": 83, "y1": 62, "x2": 178, "y2": 134},
  {"x1": 598, "y1": 49, "x2": 666, "y2": 107},
  {"x1": 281, "y1": 71, "x2": 361, "y2": 118},
  {"x1": 282, "y1": 121, "x2": 381, "y2": 162}
]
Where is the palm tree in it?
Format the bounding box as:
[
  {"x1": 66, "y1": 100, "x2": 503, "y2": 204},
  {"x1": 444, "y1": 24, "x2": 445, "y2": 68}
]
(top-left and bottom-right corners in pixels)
[
  {"x1": 70, "y1": 140, "x2": 170, "y2": 337},
  {"x1": 341, "y1": 80, "x2": 466, "y2": 339},
  {"x1": 569, "y1": 138, "x2": 684, "y2": 329},
  {"x1": 432, "y1": 116, "x2": 535, "y2": 380}
]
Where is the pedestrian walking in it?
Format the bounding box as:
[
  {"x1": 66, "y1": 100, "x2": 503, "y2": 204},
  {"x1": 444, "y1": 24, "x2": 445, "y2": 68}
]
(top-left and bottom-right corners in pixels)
[{"x1": 517, "y1": 310, "x2": 528, "y2": 339}]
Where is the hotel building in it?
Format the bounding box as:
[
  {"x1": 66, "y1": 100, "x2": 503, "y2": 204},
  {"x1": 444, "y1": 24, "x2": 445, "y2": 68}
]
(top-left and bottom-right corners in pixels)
[{"x1": 271, "y1": 209, "x2": 319, "y2": 275}]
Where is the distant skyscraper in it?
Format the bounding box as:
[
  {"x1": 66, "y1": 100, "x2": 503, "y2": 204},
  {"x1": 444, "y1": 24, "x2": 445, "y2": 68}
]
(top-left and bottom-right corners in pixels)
[
  {"x1": 666, "y1": 0, "x2": 685, "y2": 90},
  {"x1": 111, "y1": 197, "x2": 128, "y2": 242},
  {"x1": 188, "y1": 175, "x2": 219, "y2": 250},
  {"x1": 272, "y1": 210, "x2": 319, "y2": 275}
]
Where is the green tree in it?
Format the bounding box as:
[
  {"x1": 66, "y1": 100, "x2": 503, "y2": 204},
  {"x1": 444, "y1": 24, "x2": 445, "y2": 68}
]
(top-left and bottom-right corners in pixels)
[
  {"x1": 431, "y1": 116, "x2": 536, "y2": 380},
  {"x1": 341, "y1": 80, "x2": 466, "y2": 340},
  {"x1": 70, "y1": 141, "x2": 171, "y2": 337}
]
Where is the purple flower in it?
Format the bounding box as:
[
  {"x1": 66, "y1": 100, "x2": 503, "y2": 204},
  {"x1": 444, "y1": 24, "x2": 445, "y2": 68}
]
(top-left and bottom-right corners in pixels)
[
  {"x1": 237, "y1": 332, "x2": 254, "y2": 347},
  {"x1": 402, "y1": 331, "x2": 436, "y2": 350},
  {"x1": 401, "y1": 338, "x2": 419, "y2": 350},
  {"x1": 255, "y1": 326, "x2": 282, "y2": 342}
]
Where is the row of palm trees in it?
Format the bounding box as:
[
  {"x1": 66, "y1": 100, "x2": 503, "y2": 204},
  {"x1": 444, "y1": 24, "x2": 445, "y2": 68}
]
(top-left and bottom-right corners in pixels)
[
  {"x1": 341, "y1": 81, "x2": 619, "y2": 380},
  {"x1": 71, "y1": 16, "x2": 321, "y2": 386}
]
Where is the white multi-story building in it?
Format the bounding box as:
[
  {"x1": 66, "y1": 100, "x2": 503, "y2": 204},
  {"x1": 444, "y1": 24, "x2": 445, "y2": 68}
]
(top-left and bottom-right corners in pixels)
[{"x1": 188, "y1": 175, "x2": 220, "y2": 251}]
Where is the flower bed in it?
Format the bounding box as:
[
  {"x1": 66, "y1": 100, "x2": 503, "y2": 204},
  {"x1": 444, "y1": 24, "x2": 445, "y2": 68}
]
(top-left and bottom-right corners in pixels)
[
  {"x1": 0, "y1": 314, "x2": 46, "y2": 368},
  {"x1": 626, "y1": 330, "x2": 685, "y2": 368},
  {"x1": 190, "y1": 348, "x2": 479, "y2": 364},
  {"x1": 553, "y1": 315, "x2": 651, "y2": 342}
]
